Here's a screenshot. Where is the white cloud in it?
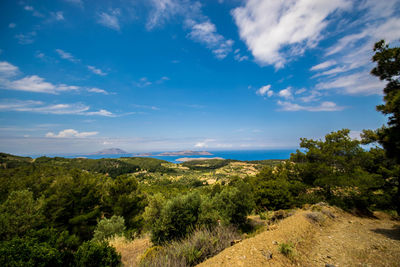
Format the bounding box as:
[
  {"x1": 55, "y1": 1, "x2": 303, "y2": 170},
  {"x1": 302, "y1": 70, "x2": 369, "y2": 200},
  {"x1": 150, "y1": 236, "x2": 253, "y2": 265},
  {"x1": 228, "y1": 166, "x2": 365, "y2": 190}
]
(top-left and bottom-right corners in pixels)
[
  {"x1": 97, "y1": 9, "x2": 121, "y2": 31},
  {"x1": 0, "y1": 61, "x2": 19, "y2": 77},
  {"x1": 310, "y1": 3, "x2": 400, "y2": 96},
  {"x1": 0, "y1": 99, "x2": 114, "y2": 117},
  {"x1": 8, "y1": 23, "x2": 16, "y2": 28},
  {"x1": 295, "y1": 88, "x2": 306, "y2": 95},
  {"x1": 46, "y1": 129, "x2": 98, "y2": 138},
  {"x1": 277, "y1": 100, "x2": 344, "y2": 112},
  {"x1": 316, "y1": 72, "x2": 384, "y2": 95},
  {"x1": 256, "y1": 84, "x2": 273, "y2": 97},
  {"x1": 55, "y1": 49, "x2": 79, "y2": 63},
  {"x1": 310, "y1": 60, "x2": 337, "y2": 71},
  {"x1": 187, "y1": 20, "x2": 233, "y2": 59},
  {"x1": 146, "y1": 0, "x2": 181, "y2": 30},
  {"x1": 133, "y1": 104, "x2": 160, "y2": 110},
  {"x1": 299, "y1": 90, "x2": 322, "y2": 103},
  {"x1": 194, "y1": 138, "x2": 216, "y2": 148},
  {"x1": 88, "y1": 88, "x2": 109, "y2": 95},
  {"x1": 1, "y1": 75, "x2": 79, "y2": 94},
  {"x1": 232, "y1": 0, "x2": 350, "y2": 68},
  {"x1": 24, "y1": 6, "x2": 34, "y2": 11},
  {"x1": 147, "y1": 0, "x2": 233, "y2": 59},
  {"x1": 278, "y1": 87, "x2": 293, "y2": 100},
  {"x1": 87, "y1": 65, "x2": 107, "y2": 76}
]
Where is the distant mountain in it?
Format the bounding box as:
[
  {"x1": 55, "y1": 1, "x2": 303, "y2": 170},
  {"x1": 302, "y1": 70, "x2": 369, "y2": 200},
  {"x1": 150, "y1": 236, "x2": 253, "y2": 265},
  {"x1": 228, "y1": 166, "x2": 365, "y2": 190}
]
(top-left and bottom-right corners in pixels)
[
  {"x1": 157, "y1": 150, "x2": 213, "y2": 156},
  {"x1": 91, "y1": 148, "x2": 128, "y2": 155}
]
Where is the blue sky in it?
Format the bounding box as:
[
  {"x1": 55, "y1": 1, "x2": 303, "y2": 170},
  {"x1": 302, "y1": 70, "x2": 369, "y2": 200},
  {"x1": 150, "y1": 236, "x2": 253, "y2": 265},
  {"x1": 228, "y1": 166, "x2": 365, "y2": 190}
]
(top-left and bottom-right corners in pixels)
[{"x1": 0, "y1": 0, "x2": 399, "y2": 155}]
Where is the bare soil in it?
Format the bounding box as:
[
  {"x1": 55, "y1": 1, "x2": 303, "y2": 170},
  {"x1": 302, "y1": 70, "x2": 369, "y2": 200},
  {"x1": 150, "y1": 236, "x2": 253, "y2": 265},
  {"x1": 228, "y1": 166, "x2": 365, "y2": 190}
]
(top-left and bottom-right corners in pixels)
[{"x1": 198, "y1": 207, "x2": 400, "y2": 267}]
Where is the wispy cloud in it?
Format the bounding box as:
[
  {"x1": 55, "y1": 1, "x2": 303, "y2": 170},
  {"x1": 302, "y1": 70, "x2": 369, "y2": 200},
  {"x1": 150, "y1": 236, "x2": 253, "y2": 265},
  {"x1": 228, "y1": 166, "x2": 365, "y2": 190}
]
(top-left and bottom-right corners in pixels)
[
  {"x1": 147, "y1": 0, "x2": 233, "y2": 59},
  {"x1": 55, "y1": 49, "x2": 80, "y2": 63},
  {"x1": 277, "y1": 100, "x2": 344, "y2": 112},
  {"x1": 87, "y1": 65, "x2": 107, "y2": 76},
  {"x1": 15, "y1": 31, "x2": 36, "y2": 45},
  {"x1": 97, "y1": 9, "x2": 121, "y2": 31},
  {"x1": 132, "y1": 104, "x2": 160, "y2": 110},
  {"x1": 232, "y1": 0, "x2": 350, "y2": 68},
  {"x1": 186, "y1": 20, "x2": 233, "y2": 59},
  {"x1": 88, "y1": 87, "x2": 109, "y2": 95},
  {"x1": 309, "y1": 0, "x2": 400, "y2": 95},
  {"x1": 8, "y1": 23, "x2": 16, "y2": 29},
  {"x1": 0, "y1": 99, "x2": 115, "y2": 117},
  {"x1": 194, "y1": 138, "x2": 216, "y2": 148},
  {"x1": 50, "y1": 11, "x2": 64, "y2": 21},
  {"x1": 46, "y1": 129, "x2": 98, "y2": 138}
]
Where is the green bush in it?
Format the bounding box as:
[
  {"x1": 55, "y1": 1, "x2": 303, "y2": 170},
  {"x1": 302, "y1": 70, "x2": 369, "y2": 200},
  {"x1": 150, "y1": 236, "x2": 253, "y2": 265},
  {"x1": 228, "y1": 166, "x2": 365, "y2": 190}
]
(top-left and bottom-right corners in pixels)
[
  {"x1": 151, "y1": 192, "x2": 201, "y2": 244},
  {"x1": 74, "y1": 241, "x2": 121, "y2": 267},
  {"x1": 0, "y1": 237, "x2": 62, "y2": 267},
  {"x1": 93, "y1": 215, "x2": 125, "y2": 242}
]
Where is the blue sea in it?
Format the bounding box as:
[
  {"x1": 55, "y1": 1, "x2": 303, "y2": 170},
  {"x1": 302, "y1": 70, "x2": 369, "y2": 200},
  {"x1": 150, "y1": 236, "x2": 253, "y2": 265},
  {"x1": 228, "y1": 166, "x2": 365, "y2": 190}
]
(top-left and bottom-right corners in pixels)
[{"x1": 36, "y1": 149, "x2": 297, "y2": 163}]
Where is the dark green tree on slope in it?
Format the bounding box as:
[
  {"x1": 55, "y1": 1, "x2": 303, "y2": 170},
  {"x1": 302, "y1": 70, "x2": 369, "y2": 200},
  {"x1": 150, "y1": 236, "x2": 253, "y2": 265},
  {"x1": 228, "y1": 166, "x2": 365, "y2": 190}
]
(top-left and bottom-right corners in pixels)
[{"x1": 366, "y1": 40, "x2": 400, "y2": 214}]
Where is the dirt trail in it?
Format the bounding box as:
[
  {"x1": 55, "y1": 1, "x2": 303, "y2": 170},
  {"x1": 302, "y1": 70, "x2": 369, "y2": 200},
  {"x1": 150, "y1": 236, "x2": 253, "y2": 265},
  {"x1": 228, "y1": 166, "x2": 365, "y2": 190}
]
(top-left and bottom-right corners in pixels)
[{"x1": 197, "y1": 208, "x2": 400, "y2": 267}]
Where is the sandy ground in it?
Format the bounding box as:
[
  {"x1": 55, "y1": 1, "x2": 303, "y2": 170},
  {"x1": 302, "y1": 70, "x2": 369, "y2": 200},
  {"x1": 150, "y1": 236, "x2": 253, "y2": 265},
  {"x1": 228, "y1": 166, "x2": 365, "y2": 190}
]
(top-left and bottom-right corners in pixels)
[{"x1": 197, "y1": 208, "x2": 400, "y2": 267}]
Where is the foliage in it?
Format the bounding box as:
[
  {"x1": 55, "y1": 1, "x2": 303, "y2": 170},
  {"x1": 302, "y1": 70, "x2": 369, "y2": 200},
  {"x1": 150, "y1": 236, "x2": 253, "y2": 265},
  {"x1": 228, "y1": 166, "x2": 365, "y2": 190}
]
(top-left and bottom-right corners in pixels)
[
  {"x1": 0, "y1": 190, "x2": 44, "y2": 240},
  {"x1": 93, "y1": 216, "x2": 125, "y2": 242},
  {"x1": 150, "y1": 192, "x2": 202, "y2": 245},
  {"x1": 74, "y1": 241, "x2": 121, "y2": 267},
  {"x1": 369, "y1": 40, "x2": 400, "y2": 214},
  {"x1": 278, "y1": 242, "x2": 295, "y2": 258},
  {"x1": 140, "y1": 226, "x2": 239, "y2": 267}
]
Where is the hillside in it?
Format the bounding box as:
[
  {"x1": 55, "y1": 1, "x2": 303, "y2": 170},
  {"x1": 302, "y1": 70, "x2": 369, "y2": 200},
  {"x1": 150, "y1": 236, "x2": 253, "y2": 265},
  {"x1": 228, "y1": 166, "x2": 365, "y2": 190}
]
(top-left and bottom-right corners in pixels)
[{"x1": 197, "y1": 206, "x2": 400, "y2": 267}]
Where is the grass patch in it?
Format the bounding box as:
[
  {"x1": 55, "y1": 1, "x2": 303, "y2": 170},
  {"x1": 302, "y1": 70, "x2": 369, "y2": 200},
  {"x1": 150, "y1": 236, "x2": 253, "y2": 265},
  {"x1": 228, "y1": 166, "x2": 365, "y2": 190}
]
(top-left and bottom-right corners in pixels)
[{"x1": 278, "y1": 242, "x2": 295, "y2": 258}]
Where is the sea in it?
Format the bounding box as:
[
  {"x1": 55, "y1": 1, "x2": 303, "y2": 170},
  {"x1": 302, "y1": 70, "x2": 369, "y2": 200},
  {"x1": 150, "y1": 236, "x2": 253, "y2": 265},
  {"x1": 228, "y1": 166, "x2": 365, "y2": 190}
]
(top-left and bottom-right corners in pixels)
[{"x1": 33, "y1": 149, "x2": 297, "y2": 163}]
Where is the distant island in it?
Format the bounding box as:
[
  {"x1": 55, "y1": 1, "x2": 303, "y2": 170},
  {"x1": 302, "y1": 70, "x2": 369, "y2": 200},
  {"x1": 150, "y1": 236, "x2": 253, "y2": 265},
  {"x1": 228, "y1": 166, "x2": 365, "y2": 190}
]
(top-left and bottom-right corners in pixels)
[
  {"x1": 157, "y1": 150, "x2": 213, "y2": 156},
  {"x1": 175, "y1": 157, "x2": 224, "y2": 162},
  {"x1": 90, "y1": 148, "x2": 128, "y2": 155}
]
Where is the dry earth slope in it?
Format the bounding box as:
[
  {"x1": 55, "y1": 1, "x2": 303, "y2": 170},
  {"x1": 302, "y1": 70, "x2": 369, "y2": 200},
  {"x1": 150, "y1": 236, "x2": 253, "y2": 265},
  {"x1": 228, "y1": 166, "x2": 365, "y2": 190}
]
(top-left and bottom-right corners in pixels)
[{"x1": 197, "y1": 206, "x2": 400, "y2": 267}]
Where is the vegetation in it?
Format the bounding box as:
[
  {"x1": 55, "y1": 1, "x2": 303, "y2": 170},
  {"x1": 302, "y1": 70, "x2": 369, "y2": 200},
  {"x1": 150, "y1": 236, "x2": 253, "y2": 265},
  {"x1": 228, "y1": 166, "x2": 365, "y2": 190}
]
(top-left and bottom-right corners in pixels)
[{"x1": 0, "y1": 40, "x2": 398, "y2": 266}]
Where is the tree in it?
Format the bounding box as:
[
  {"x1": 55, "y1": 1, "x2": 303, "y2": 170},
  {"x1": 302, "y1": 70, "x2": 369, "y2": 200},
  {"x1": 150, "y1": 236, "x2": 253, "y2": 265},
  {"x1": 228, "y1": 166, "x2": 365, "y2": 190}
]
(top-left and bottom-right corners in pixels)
[
  {"x1": 369, "y1": 40, "x2": 400, "y2": 214},
  {"x1": 370, "y1": 40, "x2": 400, "y2": 163}
]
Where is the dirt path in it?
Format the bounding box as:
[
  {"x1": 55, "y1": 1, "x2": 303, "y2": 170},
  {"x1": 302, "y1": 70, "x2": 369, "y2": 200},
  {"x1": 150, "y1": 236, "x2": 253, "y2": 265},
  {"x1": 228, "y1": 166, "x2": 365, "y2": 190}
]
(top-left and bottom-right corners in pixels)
[
  {"x1": 198, "y1": 208, "x2": 400, "y2": 267},
  {"x1": 298, "y1": 211, "x2": 400, "y2": 266}
]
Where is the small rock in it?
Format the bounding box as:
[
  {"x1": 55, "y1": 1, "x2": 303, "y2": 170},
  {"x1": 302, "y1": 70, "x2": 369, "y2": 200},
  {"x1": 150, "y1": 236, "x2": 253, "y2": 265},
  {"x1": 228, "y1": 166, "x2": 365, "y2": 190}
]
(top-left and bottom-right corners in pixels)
[
  {"x1": 261, "y1": 250, "x2": 273, "y2": 260},
  {"x1": 327, "y1": 255, "x2": 332, "y2": 258},
  {"x1": 325, "y1": 264, "x2": 335, "y2": 267},
  {"x1": 272, "y1": 241, "x2": 278, "y2": 245}
]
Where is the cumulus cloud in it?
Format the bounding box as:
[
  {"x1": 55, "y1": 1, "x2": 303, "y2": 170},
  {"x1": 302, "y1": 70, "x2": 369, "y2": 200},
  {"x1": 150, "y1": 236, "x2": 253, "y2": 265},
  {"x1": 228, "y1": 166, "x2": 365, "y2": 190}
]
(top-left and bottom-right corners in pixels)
[
  {"x1": 0, "y1": 61, "x2": 19, "y2": 77},
  {"x1": 277, "y1": 100, "x2": 344, "y2": 112},
  {"x1": 256, "y1": 84, "x2": 273, "y2": 97},
  {"x1": 194, "y1": 138, "x2": 216, "y2": 148},
  {"x1": 232, "y1": 0, "x2": 350, "y2": 68},
  {"x1": 278, "y1": 87, "x2": 293, "y2": 100},
  {"x1": 46, "y1": 129, "x2": 98, "y2": 138},
  {"x1": 97, "y1": 9, "x2": 121, "y2": 31}
]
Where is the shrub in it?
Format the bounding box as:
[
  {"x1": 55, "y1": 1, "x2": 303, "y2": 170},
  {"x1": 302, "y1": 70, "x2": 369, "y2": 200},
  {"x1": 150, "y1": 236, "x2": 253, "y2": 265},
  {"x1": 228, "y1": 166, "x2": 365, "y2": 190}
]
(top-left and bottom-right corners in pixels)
[
  {"x1": 93, "y1": 216, "x2": 125, "y2": 242},
  {"x1": 278, "y1": 242, "x2": 295, "y2": 258},
  {"x1": 140, "y1": 226, "x2": 239, "y2": 267},
  {"x1": 150, "y1": 192, "x2": 201, "y2": 245},
  {"x1": 0, "y1": 236, "x2": 62, "y2": 267},
  {"x1": 74, "y1": 241, "x2": 121, "y2": 267}
]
